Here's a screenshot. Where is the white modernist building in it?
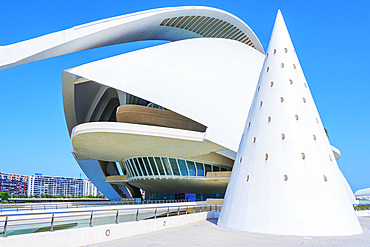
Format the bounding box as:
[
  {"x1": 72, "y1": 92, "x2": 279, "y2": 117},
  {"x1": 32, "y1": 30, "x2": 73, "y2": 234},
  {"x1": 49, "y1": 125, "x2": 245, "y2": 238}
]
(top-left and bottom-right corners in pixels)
[
  {"x1": 0, "y1": 7, "x2": 351, "y2": 204},
  {"x1": 355, "y1": 188, "x2": 370, "y2": 201}
]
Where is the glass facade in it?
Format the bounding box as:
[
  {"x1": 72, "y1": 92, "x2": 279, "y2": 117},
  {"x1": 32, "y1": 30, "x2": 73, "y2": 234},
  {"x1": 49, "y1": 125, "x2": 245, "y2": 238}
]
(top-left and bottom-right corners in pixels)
[{"x1": 123, "y1": 157, "x2": 231, "y2": 180}]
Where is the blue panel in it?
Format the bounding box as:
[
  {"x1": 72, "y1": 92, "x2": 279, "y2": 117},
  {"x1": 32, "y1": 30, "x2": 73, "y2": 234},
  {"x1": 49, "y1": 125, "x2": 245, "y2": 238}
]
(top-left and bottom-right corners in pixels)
[{"x1": 77, "y1": 159, "x2": 124, "y2": 200}]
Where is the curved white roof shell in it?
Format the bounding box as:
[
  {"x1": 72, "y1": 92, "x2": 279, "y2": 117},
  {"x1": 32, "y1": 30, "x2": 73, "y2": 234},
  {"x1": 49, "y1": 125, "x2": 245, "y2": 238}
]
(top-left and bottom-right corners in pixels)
[
  {"x1": 64, "y1": 38, "x2": 265, "y2": 152},
  {"x1": 355, "y1": 188, "x2": 370, "y2": 197},
  {"x1": 0, "y1": 6, "x2": 263, "y2": 71}
]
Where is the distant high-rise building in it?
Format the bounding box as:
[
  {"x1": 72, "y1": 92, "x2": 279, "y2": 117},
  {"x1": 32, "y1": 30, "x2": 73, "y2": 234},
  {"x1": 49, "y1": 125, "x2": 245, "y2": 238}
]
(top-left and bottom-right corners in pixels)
[
  {"x1": 0, "y1": 172, "x2": 28, "y2": 196},
  {"x1": 27, "y1": 174, "x2": 103, "y2": 197}
]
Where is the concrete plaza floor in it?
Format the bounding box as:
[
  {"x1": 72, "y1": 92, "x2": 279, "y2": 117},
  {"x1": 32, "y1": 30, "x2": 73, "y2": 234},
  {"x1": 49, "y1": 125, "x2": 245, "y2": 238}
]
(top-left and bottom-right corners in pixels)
[{"x1": 89, "y1": 216, "x2": 370, "y2": 247}]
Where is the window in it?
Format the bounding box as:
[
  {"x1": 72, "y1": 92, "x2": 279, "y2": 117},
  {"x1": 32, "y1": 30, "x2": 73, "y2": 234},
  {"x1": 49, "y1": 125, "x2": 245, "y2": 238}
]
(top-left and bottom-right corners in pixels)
[
  {"x1": 142, "y1": 158, "x2": 153, "y2": 176},
  {"x1": 196, "y1": 162, "x2": 204, "y2": 176},
  {"x1": 169, "y1": 158, "x2": 180, "y2": 176},
  {"x1": 148, "y1": 157, "x2": 159, "y2": 176},
  {"x1": 186, "y1": 161, "x2": 196, "y2": 176},
  {"x1": 130, "y1": 159, "x2": 141, "y2": 176},
  {"x1": 205, "y1": 164, "x2": 212, "y2": 175},
  {"x1": 161, "y1": 158, "x2": 173, "y2": 175},
  {"x1": 284, "y1": 174, "x2": 288, "y2": 181},
  {"x1": 177, "y1": 159, "x2": 188, "y2": 176},
  {"x1": 155, "y1": 157, "x2": 165, "y2": 175}
]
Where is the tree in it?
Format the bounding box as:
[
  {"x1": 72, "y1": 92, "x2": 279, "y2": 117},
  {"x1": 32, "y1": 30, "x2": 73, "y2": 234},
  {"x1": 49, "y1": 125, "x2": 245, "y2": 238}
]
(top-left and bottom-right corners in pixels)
[{"x1": 0, "y1": 192, "x2": 10, "y2": 202}]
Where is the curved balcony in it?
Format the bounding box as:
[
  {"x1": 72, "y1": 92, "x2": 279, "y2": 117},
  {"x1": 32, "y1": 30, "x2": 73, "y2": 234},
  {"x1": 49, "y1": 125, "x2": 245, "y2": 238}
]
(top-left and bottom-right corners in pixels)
[{"x1": 116, "y1": 105, "x2": 207, "y2": 132}]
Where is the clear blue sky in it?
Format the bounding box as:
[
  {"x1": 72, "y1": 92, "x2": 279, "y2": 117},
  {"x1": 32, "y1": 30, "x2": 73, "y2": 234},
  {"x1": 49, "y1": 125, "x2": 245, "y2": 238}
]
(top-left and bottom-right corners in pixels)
[{"x1": 0, "y1": 0, "x2": 368, "y2": 192}]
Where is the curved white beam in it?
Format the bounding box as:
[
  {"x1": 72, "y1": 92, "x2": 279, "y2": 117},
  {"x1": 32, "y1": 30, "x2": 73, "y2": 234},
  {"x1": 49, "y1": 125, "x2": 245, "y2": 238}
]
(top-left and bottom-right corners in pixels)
[{"x1": 0, "y1": 6, "x2": 264, "y2": 71}]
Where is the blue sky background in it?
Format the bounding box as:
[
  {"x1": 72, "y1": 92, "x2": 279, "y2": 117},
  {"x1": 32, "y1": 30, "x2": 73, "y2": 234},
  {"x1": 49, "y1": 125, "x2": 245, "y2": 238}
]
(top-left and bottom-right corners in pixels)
[{"x1": 0, "y1": 0, "x2": 368, "y2": 192}]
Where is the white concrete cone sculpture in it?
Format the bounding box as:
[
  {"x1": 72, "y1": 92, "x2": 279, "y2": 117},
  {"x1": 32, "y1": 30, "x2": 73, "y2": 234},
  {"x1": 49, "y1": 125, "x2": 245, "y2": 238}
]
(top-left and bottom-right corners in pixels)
[{"x1": 217, "y1": 10, "x2": 362, "y2": 236}]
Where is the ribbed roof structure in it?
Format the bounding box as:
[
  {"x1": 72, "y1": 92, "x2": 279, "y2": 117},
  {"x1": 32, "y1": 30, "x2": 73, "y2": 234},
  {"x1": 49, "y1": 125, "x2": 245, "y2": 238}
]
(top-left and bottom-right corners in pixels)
[{"x1": 217, "y1": 10, "x2": 362, "y2": 236}]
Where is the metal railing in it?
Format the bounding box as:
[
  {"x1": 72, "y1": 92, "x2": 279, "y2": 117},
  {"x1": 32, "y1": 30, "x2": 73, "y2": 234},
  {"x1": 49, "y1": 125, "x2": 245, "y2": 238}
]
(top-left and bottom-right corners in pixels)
[
  {"x1": 0, "y1": 199, "x2": 191, "y2": 213},
  {"x1": 0, "y1": 204, "x2": 220, "y2": 237}
]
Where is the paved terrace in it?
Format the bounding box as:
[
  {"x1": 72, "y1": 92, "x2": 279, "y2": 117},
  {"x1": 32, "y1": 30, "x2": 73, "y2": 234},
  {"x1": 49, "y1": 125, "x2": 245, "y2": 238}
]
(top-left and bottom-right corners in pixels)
[{"x1": 91, "y1": 216, "x2": 370, "y2": 247}]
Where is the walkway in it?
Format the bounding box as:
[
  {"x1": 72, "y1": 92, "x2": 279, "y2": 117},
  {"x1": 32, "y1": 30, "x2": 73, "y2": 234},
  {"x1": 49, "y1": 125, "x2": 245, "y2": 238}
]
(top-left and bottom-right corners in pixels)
[{"x1": 89, "y1": 217, "x2": 370, "y2": 247}]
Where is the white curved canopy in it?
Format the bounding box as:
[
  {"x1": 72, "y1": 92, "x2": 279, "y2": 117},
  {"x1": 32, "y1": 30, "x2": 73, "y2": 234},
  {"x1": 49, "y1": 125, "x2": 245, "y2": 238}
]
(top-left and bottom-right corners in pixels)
[
  {"x1": 0, "y1": 6, "x2": 263, "y2": 71},
  {"x1": 64, "y1": 38, "x2": 265, "y2": 152}
]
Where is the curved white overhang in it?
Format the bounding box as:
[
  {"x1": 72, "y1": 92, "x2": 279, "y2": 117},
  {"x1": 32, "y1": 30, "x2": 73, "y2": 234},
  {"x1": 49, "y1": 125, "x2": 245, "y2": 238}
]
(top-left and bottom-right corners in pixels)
[
  {"x1": 330, "y1": 144, "x2": 341, "y2": 160},
  {"x1": 71, "y1": 122, "x2": 230, "y2": 166},
  {"x1": 355, "y1": 188, "x2": 370, "y2": 197},
  {"x1": 0, "y1": 6, "x2": 264, "y2": 71},
  {"x1": 64, "y1": 38, "x2": 265, "y2": 152}
]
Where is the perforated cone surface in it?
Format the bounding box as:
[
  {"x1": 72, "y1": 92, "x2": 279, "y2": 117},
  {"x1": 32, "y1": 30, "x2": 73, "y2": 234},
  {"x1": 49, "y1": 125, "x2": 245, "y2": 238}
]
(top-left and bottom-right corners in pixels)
[{"x1": 218, "y1": 10, "x2": 362, "y2": 236}]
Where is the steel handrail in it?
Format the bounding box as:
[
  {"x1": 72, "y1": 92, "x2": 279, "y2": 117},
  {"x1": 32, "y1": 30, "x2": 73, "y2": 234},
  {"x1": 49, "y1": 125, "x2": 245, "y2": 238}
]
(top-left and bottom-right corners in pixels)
[
  {"x1": 0, "y1": 199, "x2": 194, "y2": 213},
  {"x1": 0, "y1": 204, "x2": 221, "y2": 237}
]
